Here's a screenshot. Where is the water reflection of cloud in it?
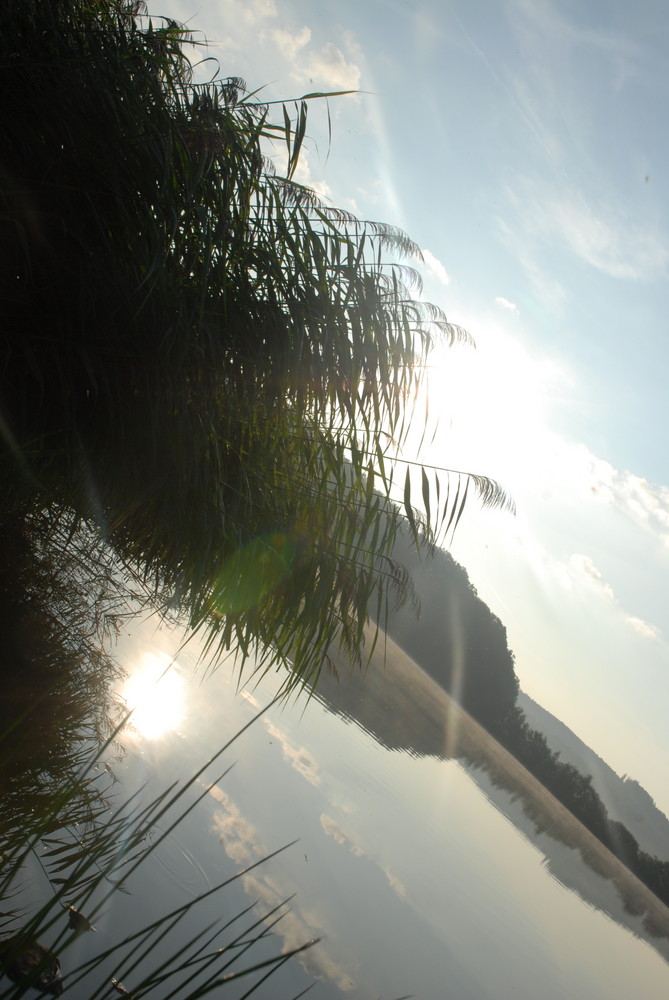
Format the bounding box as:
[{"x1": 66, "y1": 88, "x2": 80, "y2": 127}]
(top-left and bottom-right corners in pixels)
[
  {"x1": 206, "y1": 784, "x2": 358, "y2": 994},
  {"x1": 320, "y1": 814, "x2": 365, "y2": 857},
  {"x1": 383, "y1": 867, "x2": 408, "y2": 899},
  {"x1": 209, "y1": 785, "x2": 264, "y2": 865},
  {"x1": 242, "y1": 872, "x2": 357, "y2": 994},
  {"x1": 264, "y1": 719, "x2": 322, "y2": 786},
  {"x1": 321, "y1": 814, "x2": 408, "y2": 900},
  {"x1": 240, "y1": 690, "x2": 261, "y2": 710}
]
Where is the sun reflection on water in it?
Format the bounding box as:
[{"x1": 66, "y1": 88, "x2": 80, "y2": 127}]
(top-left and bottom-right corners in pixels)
[{"x1": 121, "y1": 652, "x2": 186, "y2": 740}]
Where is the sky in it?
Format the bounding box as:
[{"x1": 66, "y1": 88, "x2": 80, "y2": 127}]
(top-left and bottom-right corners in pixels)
[{"x1": 151, "y1": 0, "x2": 669, "y2": 812}]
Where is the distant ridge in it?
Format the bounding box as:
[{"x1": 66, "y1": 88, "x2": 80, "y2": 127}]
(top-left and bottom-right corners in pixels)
[
  {"x1": 315, "y1": 624, "x2": 669, "y2": 963},
  {"x1": 518, "y1": 691, "x2": 669, "y2": 862}
]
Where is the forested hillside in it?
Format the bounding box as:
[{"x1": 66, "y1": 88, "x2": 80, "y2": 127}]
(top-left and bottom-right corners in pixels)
[
  {"x1": 519, "y1": 692, "x2": 669, "y2": 862},
  {"x1": 375, "y1": 526, "x2": 519, "y2": 730},
  {"x1": 350, "y1": 533, "x2": 669, "y2": 908}
]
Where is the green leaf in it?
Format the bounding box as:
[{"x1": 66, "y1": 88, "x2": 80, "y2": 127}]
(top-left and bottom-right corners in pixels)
[
  {"x1": 421, "y1": 466, "x2": 431, "y2": 529},
  {"x1": 403, "y1": 467, "x2": 419, "y2": 547}
]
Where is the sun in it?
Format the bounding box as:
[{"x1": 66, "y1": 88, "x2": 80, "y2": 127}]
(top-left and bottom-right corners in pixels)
[
  {"x1": 121, "y1": 652, "x2": 187, "y2": 740},
  {"x1": 414, "y1": 316, "x2": 568, "y2": 492}
]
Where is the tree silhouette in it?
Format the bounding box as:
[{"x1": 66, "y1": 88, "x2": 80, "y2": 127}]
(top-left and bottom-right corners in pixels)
[{"x1": 0, "y1": 0, "x2": 510, "y2": 686}]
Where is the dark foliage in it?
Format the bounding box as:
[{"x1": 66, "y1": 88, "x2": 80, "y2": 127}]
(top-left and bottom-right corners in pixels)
[
  {"x1": 377, "y1": 528, "x2": 519, "y2": 729},
  {"x1": 0, "y1": 0, "x2": 511, "y2": 689},
  {"x1": 498, "y1": 705, "x2": 669, "y2": 908},
  {"x1": 0, "y1": 509, "x2": 126, "y2": 830}
]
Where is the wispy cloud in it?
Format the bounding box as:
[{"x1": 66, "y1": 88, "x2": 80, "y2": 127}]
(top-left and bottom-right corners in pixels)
[
  {"x1": 531, "y1": 187, "x2": 669, "y2": 280},
  {"x1": 576, "y1": 456, "x2": 669, "y2": 548},
  {"x1": 499, "y1": 175, "x2": 669, "y2": 285},
  {"x1": 626, "y1": 616, "x2": 660, "y2": 641},
  {"x1": 568, "y1": 552, "x2": 659, "y2": 641},
  {"x1": 511, "y1": 0, "x2": 640, "y2": 81},
  {"x1": 301, "y1": 41, "x2": 361, "y2": 91},
  {"x1": 270, "y1": 25, "x2": 311, "y2": 63},
  {"x1": 421, "y1": 249, "x2": 451, "y2": 287},
  {"x1": 494, "y1": 1, "x2": 665, "y2": 286},
  {"x1": 568, "y1": 553, "x2": 615, "y2": 601},
  {"x1": 506, "y1": 0, "x2": 640, "y2": 152},
  {"x1": 495, "y1": 214, "x2": 567, "y2": 315},
  {"x1": 495, "y1": 296, "x2": 519, "y2": 315}
]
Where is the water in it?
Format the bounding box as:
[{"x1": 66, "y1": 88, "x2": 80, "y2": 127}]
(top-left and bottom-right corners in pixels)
[
  {"x1": 4, "y1": 616, "x2": 669, "y2": 998},
  {"x1": 84, "y1": 618, "x2": 669, "y2": 1000}
]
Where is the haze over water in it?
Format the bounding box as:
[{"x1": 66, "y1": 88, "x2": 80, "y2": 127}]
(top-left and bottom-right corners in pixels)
[{"x1": 106, "y1": 616, "x2": 669, "y2": 1000}]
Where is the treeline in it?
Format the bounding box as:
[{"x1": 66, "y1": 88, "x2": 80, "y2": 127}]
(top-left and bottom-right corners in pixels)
[
  {"x1": 378, "y1": 526, "x2": 520, "y2": 729},
  {"x1": 495, "y1": 705, "x2": 669, "y2": 909},
  {"x1": 378, "y1": 526, "x2": 669, "y2": 909}
]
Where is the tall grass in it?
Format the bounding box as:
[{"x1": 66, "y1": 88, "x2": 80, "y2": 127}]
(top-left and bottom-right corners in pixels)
[
  {"x1": 0, "y1": 701, "x2": 317, "y2": 1000},
  {"x1": 0, "y1": 513, "x2": 313, "y2": 997},
  {"x1": 0, "y1": 0, "x2": 511, "y2": 690}
]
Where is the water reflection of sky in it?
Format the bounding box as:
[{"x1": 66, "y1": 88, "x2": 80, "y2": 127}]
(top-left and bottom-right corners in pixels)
[
  {"x1": 146, "y1": 0, "x2": 669, "y2": 828},
  {"x1": 105, "y1": 619, "x2": 669, "y2": 1000}
]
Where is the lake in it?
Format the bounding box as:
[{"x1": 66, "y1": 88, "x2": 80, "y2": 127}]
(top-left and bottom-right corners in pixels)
[{"x1": 25, "y1": 615, "x2": 666, "y2": 1000}]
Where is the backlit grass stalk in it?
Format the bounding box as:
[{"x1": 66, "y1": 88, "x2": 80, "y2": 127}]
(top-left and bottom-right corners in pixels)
[
  {"x1": 0, "y1": 702, "x2": 315, "y2": 999},
  {"x1": 0, "y1": 0, "x2": 512, "y2": 689}
]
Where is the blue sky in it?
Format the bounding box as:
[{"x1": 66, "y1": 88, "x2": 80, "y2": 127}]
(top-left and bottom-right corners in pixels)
[{"x1": 154, "y1": 0, "x2": 669, "y2": 811}]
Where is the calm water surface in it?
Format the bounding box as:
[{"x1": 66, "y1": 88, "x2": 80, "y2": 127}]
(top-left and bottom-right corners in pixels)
[
  {"x1": 31, "y1": 619, "x2": 669, "y2": 1000},
  {"x1": 18, "y1": 626, "x2": 669, "y2": 1000}
]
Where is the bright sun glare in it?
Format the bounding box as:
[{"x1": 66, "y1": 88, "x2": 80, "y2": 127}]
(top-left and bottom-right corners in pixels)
[
  {"x1": 121, "y1": 652, "x2": 186, "y2": 740},
  {"x1": 418, "y1": 318, "x2": 569, "y2": 491}
]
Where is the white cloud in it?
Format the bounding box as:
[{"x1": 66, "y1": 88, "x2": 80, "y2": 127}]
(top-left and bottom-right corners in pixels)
[
  {"x1": 240, "y1": 689, "x2": 260, "y2": 709},
  {"x1": 541, "y1": 189, "x2": 669, "y2": 280},
  {"x1": 502, "y1": 176, "x2": 669, "y2": 284},
  {"x1": 293, "y1": 41, "x2": 361, "y2": 92},
  {"x1": 244, "y1": 0, "x2": 277, "y2": 23},
  {"x1": 421, "y1": 249, "x2": 451, "y2": 287},
  {"x1": 569, "y1": 553, "x2": 616, "y2": 601},
  {"x1": 205, "y1": 0, "x2": 277, "y2": 29},
  {"x1": 568, "y1": 552, "x2": 659, "y2": 641},
  {"x1": 495, "y1": 296, "x2": 519, "y2": 315},
  {"x1": 610, "y1": 472, "x2": 669, "y2": 543},
  {"x1": 291, "y1": 148, "x2": 334, "y2": 204},
  {"x1": 206, "y1": 792, "x2": 356, "y2": 991},
  {"x1": 271, "y1": 25, "x2": 311, "y2": 63},
  {"x1": 626, "y1": 616, "x2": 660, "y2": 641}
]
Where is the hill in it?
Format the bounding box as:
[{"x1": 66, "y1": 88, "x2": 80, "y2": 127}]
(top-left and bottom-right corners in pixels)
[
  {"x1": 372, "y1": 528, "x2": 519, "y2": 730},
  {"x1": 519, "y1": 692, "x2": 669, "y2": 862},
  {"x1": 315, "y1": 624, "x2": 669, "y2": 963}
]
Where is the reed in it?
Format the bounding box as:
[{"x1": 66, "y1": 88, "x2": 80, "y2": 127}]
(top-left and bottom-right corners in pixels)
[
  {"x1": 0, "y1": 701, "x2": 316, "y2": 999},
  {"x1": 0, "y1": 0, "x2": 511, "y2": 690}
]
